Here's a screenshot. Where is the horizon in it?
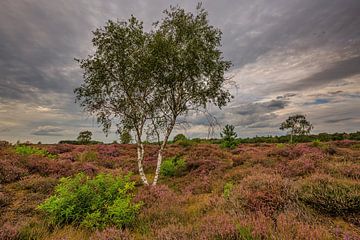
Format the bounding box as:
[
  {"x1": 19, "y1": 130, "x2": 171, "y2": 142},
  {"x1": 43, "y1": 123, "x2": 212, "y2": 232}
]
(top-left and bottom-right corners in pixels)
[{"x1": 1, "y1": 0, "x2": 360, "y2": 143}]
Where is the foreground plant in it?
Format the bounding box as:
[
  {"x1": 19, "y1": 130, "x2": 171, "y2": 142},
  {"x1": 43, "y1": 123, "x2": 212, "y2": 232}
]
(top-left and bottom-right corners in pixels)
[{"x1": 38, "y1": 173, "x2": 141, "y2": 230}]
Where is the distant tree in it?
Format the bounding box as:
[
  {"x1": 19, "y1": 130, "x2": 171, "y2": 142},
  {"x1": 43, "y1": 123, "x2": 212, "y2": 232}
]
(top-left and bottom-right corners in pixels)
[
  {"x1": 120, "y1": 130, "x2": 132, "y2": 144},
  {"x1": 77, "y1": 131, "x2": 92, "y2": 144},
  {"x1": 220, "y1": 124, "x2": 238, "y2": 149},
  {"x1": 173, "y1": 134, "x2": 187, "y2": 143},
  {"x1": 280, "y1": 114, "x2": 313, "y2": 143}
]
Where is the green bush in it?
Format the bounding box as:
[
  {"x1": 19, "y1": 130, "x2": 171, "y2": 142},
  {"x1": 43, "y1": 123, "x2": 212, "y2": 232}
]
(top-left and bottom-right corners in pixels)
[
  {"x1": 276, "y1": 143, "x2": 285, "y2": 148},
  {"x1": 15, "y1": 145, "x2": 56, "y2": 158},
  {"x1": 160, "y1": 156, "x2": 187, "y2": 177},
  {"x1": 173, "y1": 134, "x2": 187, "y2": 142},
  {"x1": 38, "y1": 173, "x2": 141, "y2": 230},
  {"x1": 223, "y1": 181, "x2": 234, "y2": 199},
  {"x1": 297, "y1": 175, "x2": 360, "y2": 216}
]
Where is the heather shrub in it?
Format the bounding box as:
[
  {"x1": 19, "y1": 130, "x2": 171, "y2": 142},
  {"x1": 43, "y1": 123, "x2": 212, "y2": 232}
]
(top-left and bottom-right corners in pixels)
[
  {"x1": 46, "y1": 144, "x2": 74, "y2": 155},
  {"x1": 38, "y1": 173, "x2": 141, "y2": 229},
  {"x1": 96, "y1": 144, "x2": 121, "y2": 157},
  {"x1": 24, "y1": 156, "x2": 73, "y2": 177},
  {"x1": 325, "y1": 162, "x2": 360, "y2": 180},
  {"x1": 76, "y1": 150, "x2": 98, "y2": 162},
  {"x1": 91, "y1": 227, "x2": 133, "y2": 240},
  {"x1": 278, "y1": 157, "x2": 317, "y2": 177},
  {"x1": 155, "y1": 224, "x2": 194, "y2": 240},
  {"x1": 161, "y1": 156, "x2": 187, "y2": 177},
  {"x1": 229, "y1": 173, "x2": 290, "y2": 215},
  {"x1": 135, "y1": 185, "x2": 187, "y2": 232},
  {"x1": 236, "y1": 212, "x2": 273, "y2": 239},
  {"x1": 0, "y1": 222, "x2": 18, "y2": 240},
  {"x1": 183, "y1": 175, "x2": 212, "y2": 194},
  {"x1": 18, "y1": 175, "x2": 58, "y2": 194},
  {"x1": 198, "y1": 213, "x2": 238, "y2": 240},
  {"x1": 275, "y1": 212, "x2": 332, "y2": 240},
  {"x1": 273, "y1": 144, "x2": 324, "y2": 160},
  {"x1": 0, "y1": 160, "x2": 28, "y2": 183},
  {"x1": 297, "y1": 175, "x2": 360, "y2": 216}
]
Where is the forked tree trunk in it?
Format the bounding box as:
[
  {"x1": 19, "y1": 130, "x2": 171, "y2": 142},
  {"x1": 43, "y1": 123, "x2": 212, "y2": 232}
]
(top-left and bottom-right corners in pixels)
[
  {"x1": 136, "y1": 142, "x2": 149, "y2": 186},
  {"x1": 152, "y1": 123, "x2": 174, "y2": 186}
]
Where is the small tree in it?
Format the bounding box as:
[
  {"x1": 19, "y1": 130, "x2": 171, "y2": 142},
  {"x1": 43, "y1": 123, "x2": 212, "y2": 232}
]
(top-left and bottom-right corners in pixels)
[
  {"x1": 280, "y1": 114, "x2": 313, "y2": 143},
  {"x1": 77, "y1": 130, "x2": 92, "y2": 144},
  {"x1": 120, "y1": 130, "x2": 132, "y2": 144},
  {"x1": 220, "y1": 124, "x2": 238, "y2": 149},
  {"x1": 173, "y1": 134, "x2": 187, "y2": 143}
]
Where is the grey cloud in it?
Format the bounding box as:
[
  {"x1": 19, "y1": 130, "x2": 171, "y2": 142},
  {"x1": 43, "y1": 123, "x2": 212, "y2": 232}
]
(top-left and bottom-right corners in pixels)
[
  {"x1": 281, "y1": 56, "x2": 360, "y2": 92},
  {"x1": 324, "y1": 118, "x2": 354, "y2": 124},
  {"x1": 233, "y1": 99, "x2": 289, "y2": 116},
  {"x1": 31, "y1": 126, "x2": 64, "y2": 136},
  {"x1": 0, "y1": 0, "x2": 359, "y2": 142}
]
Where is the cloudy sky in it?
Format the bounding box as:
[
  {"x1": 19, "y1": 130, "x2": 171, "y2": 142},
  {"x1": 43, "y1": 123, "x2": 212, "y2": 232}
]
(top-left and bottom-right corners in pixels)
[{"x1": 0, "y1": 0, "x2": 359, "y2": 143}]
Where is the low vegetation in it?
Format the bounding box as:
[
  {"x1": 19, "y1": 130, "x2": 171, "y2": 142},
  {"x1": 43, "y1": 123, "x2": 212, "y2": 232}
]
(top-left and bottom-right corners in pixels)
[
  {"x1": 38, "y1": 173, "x2": 141, "y2": 230},
  {"x1": 0, "y1": 140, "x2": 359, "y2": 239}
]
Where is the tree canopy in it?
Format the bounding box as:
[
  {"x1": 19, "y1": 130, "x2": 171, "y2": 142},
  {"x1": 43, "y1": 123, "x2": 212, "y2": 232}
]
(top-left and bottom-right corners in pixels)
[
  {"x1": 280, "y1": 114, "x2": 313, "y2": 143},
  {"x1": 74, "y1": 4, "x2": 232, "y2": 185}
]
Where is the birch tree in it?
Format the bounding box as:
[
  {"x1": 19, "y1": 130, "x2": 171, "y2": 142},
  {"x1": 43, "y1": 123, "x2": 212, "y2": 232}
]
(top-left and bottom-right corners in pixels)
[
  {"x1": 150, "y1": 5, "x2": 232, "y2": 185},
  {"x1": 75, "y1": 5, "x2": 232, "y2": 186},
  {"x1": 74, "y1": 17, "x2": 157, "y2": 185}
]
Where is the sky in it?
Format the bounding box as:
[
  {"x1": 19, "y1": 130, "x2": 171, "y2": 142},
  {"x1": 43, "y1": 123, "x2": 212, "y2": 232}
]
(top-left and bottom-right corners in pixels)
[{"x1": 0, "y1": 0, "x2": 359, "y2": 143}]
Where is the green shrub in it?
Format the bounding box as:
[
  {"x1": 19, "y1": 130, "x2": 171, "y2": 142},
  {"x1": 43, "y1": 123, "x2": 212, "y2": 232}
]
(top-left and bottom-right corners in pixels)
[
  {"x1": 297, "y1": 175, "x2": 360, "y2": 216},
  {"x1": 276, "y1": 143, "x2": 285, "y2": 148},
  {"x1": 15, "y1": 145, "x2": 56, "y2": 158},
  {"x1": 223, "y1": 181, "x2": 234, "y2": 199},
  {"x1": 160, "y1": 156, "x2": 187, "y2": 177},
  {"x1": 173, "y1": 134, "x2": 187, "y2": 142},
  {"x1": 38, "y1": 173, "x2": 141, "y2": 230}
]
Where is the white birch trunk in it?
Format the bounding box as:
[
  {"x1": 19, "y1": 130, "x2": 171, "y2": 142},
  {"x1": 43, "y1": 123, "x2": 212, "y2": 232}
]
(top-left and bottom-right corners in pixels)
[
  {"x1": 152, "y1": 124, "x2": 174, "y2": 186},
  {"x1": 136, "y1": 142, "x2": 149, "y2": 186}
]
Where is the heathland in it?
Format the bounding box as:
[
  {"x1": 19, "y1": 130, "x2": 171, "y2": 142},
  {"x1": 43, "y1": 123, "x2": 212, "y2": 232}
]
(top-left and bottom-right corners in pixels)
[{"x1": 1, "y1": 140, "x2": 360, "y2": 239}]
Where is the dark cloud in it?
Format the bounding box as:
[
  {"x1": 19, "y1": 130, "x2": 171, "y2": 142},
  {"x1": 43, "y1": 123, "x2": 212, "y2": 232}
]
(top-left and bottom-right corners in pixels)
[
  {"x1": 281, "y1": 56, "x2": 360, "y2": 92},
  {"x1": 233, "y1": 99, "x2": 289, "y2": 116}
]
